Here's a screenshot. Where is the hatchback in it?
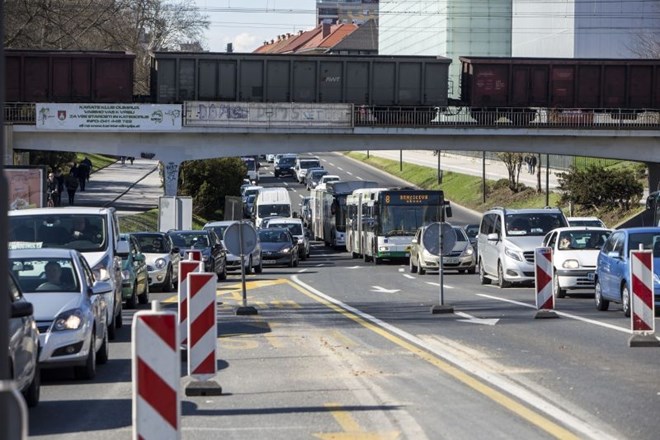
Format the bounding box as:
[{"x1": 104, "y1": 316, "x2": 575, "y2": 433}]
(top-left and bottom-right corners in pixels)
[
  {"x1": 409, "y1": 225, "x2": 476, "y2": 274},
  {"x1": 168, "y1": 230, "x2": 227, "y2": 280},
  {"x1": 119, "y1": 233, "x2": 149, "y2": 308},
  {"x1": 131, "y1": 232, "x2": 180, "y2": 292},
  {"x1": 259, "y1": 228, "x2": 300, "y2": 267},
  {"x1": 594, "y1": 227, "x2": 660, "y2": 316},
  {"x1": 10, "y1": 248, "x2": 112, "y2": 380}
]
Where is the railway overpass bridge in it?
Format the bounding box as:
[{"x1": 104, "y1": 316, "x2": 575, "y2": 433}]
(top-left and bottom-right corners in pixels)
[{"x1": 5, "y1": 103, "x2": 660, "y2": 195}]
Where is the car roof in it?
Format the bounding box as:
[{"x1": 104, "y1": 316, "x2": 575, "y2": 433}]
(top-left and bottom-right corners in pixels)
[
  {"x1": 550, "y1": 227, "x2": 611, "y2": 232},
  {"x1": 132, "y1": 231, "x2": 167, "y2": 236},
  {"x1": 567, "y1": 216, "x2": 602, "y2": 221},
  {"x1": 267, "y1": 217, "x2": 302, "y2": 224},
  {"x1": 9, "y1": 248, "x2": 77, "y2": 258},
  {"x1": 617, "y1": 227, "x2": 660, "y2": 234},
  {"x1": 204, "y1": 221, "x2": 236, "y2": 227},
  {"x1": 8, "y1": 206, "x2": 114, "y2": 215},
  {"x1": 488, "y1": 207, "x2": 563, "y2": 214},
  {"x1": 168, "y1": 229, "x2": 210, "y2": 234}
]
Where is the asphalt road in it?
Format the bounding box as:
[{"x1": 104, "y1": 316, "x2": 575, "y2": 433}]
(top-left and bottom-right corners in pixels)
[{"x1": 27, "y1": 154, "x2": 660, "y2": 440}]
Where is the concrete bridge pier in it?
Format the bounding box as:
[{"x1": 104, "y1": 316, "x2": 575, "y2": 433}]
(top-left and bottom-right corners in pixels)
[
  {"x1": 647, "y1": 162, "x2": 660, "y2": 194},
  {"x1": 161, "y1": 160, "x2": 181, "y2": 197}
]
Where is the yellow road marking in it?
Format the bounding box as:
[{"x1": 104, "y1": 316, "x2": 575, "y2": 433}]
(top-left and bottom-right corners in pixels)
[
  {"x1": 288, "y1": 281, "x2": 579, "y2": 440},
  {"x1": 162, "y1": 278, "x2": 289, "y2": 303},
  {"x1": 314, "y1": 403, "x2": 399, "y2": 440},
  {"x1": 271, "y1": 300, "x2": 302, "y2": 309}
]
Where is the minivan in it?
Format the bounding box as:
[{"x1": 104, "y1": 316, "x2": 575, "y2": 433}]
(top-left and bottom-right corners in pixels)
[
  {"x1": 294, "y1": 156, "x2": 321, "y2": 183},
  {"x1": 253, "y1": 187, "x2": 292, "y2": 228},
  {"x1": 9, "y1": 207, "x2": 128, "y2": 339},
  {"x1": 477, "y1": 207, "x2": 568, "y2": 287}
]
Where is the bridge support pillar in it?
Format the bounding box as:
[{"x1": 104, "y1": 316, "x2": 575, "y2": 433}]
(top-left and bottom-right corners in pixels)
[
  {"x1": 162, "y1": 160, "x2": 181, "y2": 196},
  {"x1": 647, "y1": 162, "x2": 660, "y2": 194}
]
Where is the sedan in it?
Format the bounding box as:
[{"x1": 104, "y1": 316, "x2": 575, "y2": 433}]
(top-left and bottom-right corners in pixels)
[
  {"x1": 9, "y1": 248, "x2": 112, "y2": 380},
  {"x1": 409, "y1": 225, "x2": 476, "y2": 274},
  {"x1": 259, "y1": 228, "x2": 299, "y2": 267},
  {"x1": 132, "y1": 232, "x2": 180, "y2": 292},
  {"x1": 168, "y1": 229, "x2": 227, "y2": 280},
  {"x1": 8, "y1": 272, "x2": 40, "y2": 407},
  {"x1": 542, "y1": 227, "x2": 611, "y2": 298},
  {"x1": 119, "y1": 233, "x2": 149, "y2": 308},
  {"x1": 594, "y1": 227, "x2": 660, "y2": 316}
]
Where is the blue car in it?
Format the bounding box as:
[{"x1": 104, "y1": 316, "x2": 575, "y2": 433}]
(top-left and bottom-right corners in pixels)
[{"x1": 594, "y1": 227, "x2": 660, "y2": 316}]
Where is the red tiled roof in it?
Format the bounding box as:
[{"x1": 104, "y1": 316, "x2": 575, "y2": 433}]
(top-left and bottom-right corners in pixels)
[{"x1": 254, "y1": 23, "x2": 359, "y2": 54}]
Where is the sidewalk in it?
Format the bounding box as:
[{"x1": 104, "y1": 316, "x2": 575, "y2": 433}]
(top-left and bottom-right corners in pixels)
[
  {"x1": 358, "y1": 150, "x2": 561, "y2": 189},
  {"x1": 66, "y1": 158, "x2": 162, "y2": 215}
]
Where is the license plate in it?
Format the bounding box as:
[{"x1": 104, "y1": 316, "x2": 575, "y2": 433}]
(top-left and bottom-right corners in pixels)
[
  {"x1": 444, "y1": 257, "x2": 458, "y2": 264},
  {"x1": 263, "y1": 260, "x2": 277, "y2": 264}
]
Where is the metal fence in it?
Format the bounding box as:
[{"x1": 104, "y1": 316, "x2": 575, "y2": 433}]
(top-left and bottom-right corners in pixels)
[{"x1": 442, "y1": 151, "x2": 620, "y2": 172}]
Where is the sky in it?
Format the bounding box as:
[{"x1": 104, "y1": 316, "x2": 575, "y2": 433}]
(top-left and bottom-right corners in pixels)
[{"x1": 196, "y1": 0, "x2": 319, "y2": 53}]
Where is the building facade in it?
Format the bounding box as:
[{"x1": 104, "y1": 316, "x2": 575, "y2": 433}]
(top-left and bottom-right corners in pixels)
[
  {"x1": 378, "y1": 0, "x2": 512, "y2": 98},
  {"x1": 317, "y1": 0, "x2": 379, "y2": 25}
]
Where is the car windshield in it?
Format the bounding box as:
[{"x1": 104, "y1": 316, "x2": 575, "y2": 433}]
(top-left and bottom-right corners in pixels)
[
  {"x1": 11, "y1": 257, "x2": 80, "y2": 293},
  {"x1": 505, "y1": 213, "x2": 566, "y2": 236},
  {"x1": 273, "y1": 223, "x2": 302, "y2": 235},
  {"x1": 134, "y1": 234, "x2": 169, "y2": 253},
  {"x1": 628, "y1": 233, "x2": 660, "y2": 256},
  {"x1": 464, "y1": 225, "x2": 479, "y2": 238},
  {"x1": 204, "y1": 226, "x2": 229, "y2": 240},
  {"x1": 558, "y1": 230, "x2": 611, "y2": 250},
  {"x1": 452, "y1": 228, "x2": 467, "y2": 242},
  {"x1": 280, "y1": 158, "x2": 295, "y2": 165},
  {"x1": 9, "y1": 214, "x2": 107, "y2": 252},
  {"x1": 258, "y1": 204, "x2": 291, "y2": 217},
  {"x1": 259, "y1": 230, "x2": 291, "y2": 243},
  {"x1": 300, "y1": 160, "x2": 320, "y2": 169},
  {"x1": 169, "y1": 232, "x2": 209, "y2": 248}
]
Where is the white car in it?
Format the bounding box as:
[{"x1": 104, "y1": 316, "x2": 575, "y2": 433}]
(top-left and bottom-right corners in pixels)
[
  {"x1": 9, "y1": 248, "x2": 112, "y2": 380},
  {"x1": 204, "y1": 221, "x2": 263, "y2": 273},
  {"x1": 542, "y1": 227, "x2": 612, "y2": 298},
  {"x1": 567, "y1": 216, "x2": 606, "y2": 228},
  {"x1": 319, "y1": 175, "x2": 340, "y2": 185},
  {"x1": 131, "y1": 232, "x2": 181, "y2": 292}
]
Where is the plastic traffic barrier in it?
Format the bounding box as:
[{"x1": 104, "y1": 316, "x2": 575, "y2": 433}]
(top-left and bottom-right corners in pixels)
[
  {"x1": 629, "y1": 250, "x2": 659, "y2": 347},
  {"x1": 178, "y1": 261, "x2": 202, "y2": 348},
  {"x1": 534, "y1": 247, "x2": 558, "y2": 319}
]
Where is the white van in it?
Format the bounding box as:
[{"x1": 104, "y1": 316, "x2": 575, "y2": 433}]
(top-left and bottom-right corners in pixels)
[
  {"x1": 294, "y1": 156, "x2": 322, "y2": 183},
  {"x1": 8, "y1": 207, "x2": 128, "y2": 340},
  {"x1": 254, "y1": 187, "x2": 292, "y2": 228}
]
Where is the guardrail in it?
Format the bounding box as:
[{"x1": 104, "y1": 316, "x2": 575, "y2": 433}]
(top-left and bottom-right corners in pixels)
[{"x1": 4, "y1": 102, "x2": 660, "y2": 129}]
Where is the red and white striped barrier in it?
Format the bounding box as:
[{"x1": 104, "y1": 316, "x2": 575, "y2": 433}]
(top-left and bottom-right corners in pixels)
[
  {"x1": 187, "y1": 273, "x2": 218, "y2": 380},
  {"x1": 178, "y1": 261, "x2": 202, "y2": 347},
  {"x1": 184, "y1": 249, "x2": 202, "y2": 261},
  {"x1": 132, "y1": 304, "x2": 180, "y2": 440},
  {"x1": 534, "y1": 247, "x2": 557, "y2": 319},
  {"x1": 630, "y1": 250, "x2": 655, "y2": 333}
]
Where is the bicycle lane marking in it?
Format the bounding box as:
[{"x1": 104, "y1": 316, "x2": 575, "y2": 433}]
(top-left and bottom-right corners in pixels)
[{"x1": 289, "y1": 275, "x2": 619, "y2": 440}]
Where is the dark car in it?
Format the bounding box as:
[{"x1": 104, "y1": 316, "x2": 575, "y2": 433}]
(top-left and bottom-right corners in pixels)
[
  {"x1": 259, "y1": 228, "x2": 299, "y2": 267},
  {"x1": 274, "y1": 155, "x2": 296, "y2": 178},
  {"x1": 167, "y1": 230, "x2": 227, "y2": 280},
  {"x1": 8, "y1": 272, "x2": 40, "y2": 407},
  {"x1": 119, "y1": 233, "x2": 149, "y2": 308},
  {"x1": 306, "y1": 168, "x2": 328, "y2": 190},
  {"x1": 594, "y1": 227, "x2": 660, "y2": 316}
]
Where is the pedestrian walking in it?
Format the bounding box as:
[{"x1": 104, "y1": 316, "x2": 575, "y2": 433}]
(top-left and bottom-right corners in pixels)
[
  {"x1": 128, "y1": 156, "x2": 134, "y2": 165},
  {"x1": 81, "y1": 157, "x2": 93, "y2": 181},
  {"x1": 77, "y1": 161, "x2": 90, "y2": 191},
  {"x1": 530, "y1": 155, "x2": 538, "y2": 174},
  {"x1": 54, "y1": 168, "x2": 64, "y2": 206},
  {"x1": 120, "y1": 156, "x2": 126, "y2": 166},
  {"x1": 524, "y1": 155, "x2": 532, "y2": 174},
  {"x1": 46, "y1": 172, "x2": 59, "y2": 207},
  {"x1": 65, "y1": 171, "x2": 79, "y2": 205}
]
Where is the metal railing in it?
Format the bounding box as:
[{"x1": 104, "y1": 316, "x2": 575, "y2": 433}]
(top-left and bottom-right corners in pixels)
[{"x1": 5, "y1": 102, "x2": 660, "y2": 130}]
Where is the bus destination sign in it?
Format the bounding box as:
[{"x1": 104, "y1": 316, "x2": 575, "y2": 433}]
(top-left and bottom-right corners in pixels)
[{"x1": 384, "y1": 191, "x2": 444, "y2": 205}]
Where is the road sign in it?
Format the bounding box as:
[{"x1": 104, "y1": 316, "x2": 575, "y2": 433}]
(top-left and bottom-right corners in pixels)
[
  {"x1": 422, "y1": 222, "x2": 456, "y2": 256},
  {"x1": 224, "y1": 221, "x2": 257, "y2": 256}
]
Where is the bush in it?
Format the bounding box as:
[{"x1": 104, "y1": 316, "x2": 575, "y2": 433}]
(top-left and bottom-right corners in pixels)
[{"x1": 558, "y1": 165, "x2": 643, "y2": 211}]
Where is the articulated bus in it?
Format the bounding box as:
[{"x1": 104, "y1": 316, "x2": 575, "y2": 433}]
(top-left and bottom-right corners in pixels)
[
  {"x1": 347, "y1": 188, "x2": 450, "y2": 264},
  {"x1": 310, "y1": 180, "x2": 379, "y2": 248}
]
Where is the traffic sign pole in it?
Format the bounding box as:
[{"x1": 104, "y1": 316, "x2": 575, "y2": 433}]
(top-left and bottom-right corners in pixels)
[
  {"x1": 225, "y1": 221, "x2": 258, "y2": 315},
  {"x1": 427, "y1": 222, "x2": 456, "y2": 314}
]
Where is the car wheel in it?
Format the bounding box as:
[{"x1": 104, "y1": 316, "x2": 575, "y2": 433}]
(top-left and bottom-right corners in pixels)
[
  {"x1": 115, "y1": 300, "x2": 123, "y2": 329},
  {"x1": 478, "y1": 259, "x2": 491, "y2": 285},
  {"x1": 594, "y1": 279, "x2": 609, "y2": 311},
  {"x1": 373, "y1": 255, "x2": 381, "y2": 265},
  {"x1": 126, "y1": 285, "x2": 137, "y2": 309},
  {"x1": 458, "y1": 269, "x2": 466, "y2": 274},
  {"x1": 352, "y1": 251, "x2": 358, "y2": 259},
  {"x1": 74, "y1": 334, "x2": 96, "y2": 380},
  {"x1": 246, "y1": 256, "x2": 253, "y2": 274},
  {"x1": 254, "y1": 255, "x2": 263, "y2": 274},
  {"x1": 621, "y1": 283, "x2": 631, "y2": 317},
  {"x1": 553, "y1": 272, "x2": 566, "y2": 298},
  {"x1": 23, "y1": 362, "x2": 40, "y2": 408},
  {"x1": 293, "y1": 254, "x2": 299, "y2": 267},
  {"x1": 288, "y1": 256, "x2": 294, "y2": 267},
  {"x1": 363, "y1": 252, "x2": 372, "y2": 263},
  {"x1": 467, "y1": 265, "x2": 476, "y2": 275},
  {"x1": 162, "y1": 266, "x2": 174, "y2": 292},
  {"x1": 497, "y1": 262, "x2": 511, "y2": 288},
  {"x1": 138, "y1": 284, "x2": 149, "y2": 305},
  {"x1": 107, "y1": 309, "x2": 117, "y2": 341},
  {"x1": 96, "y1": 328, "x2": 109, "y2": 365},
  {"x1": 409, "y1": 255, "x2": 418, "y2": 273},
  {"x1": 418, "y1": 256, "x2": 426, "y2": 275},
  {"x1": 219, "y1": 261, "x2": 227, "y2": 280}
]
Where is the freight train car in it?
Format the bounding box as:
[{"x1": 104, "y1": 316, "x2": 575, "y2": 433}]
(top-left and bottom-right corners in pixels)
[
  {"x1": 460, "y1": 57, "x2": 660, "y2": 122},
  {"x1": 150, "y1": 52, "x2": 451, "y2": 123},
  {"x1": 5, "y1": 49, "x2": 135, "y2": 103}
]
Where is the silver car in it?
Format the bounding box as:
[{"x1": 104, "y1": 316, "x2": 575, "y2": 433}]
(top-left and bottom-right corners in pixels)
[
  {"x1": 409, "y1": 225, "x2": 476, "y2": 274},
  {"x1": 10, "y1": 248, "x2": 112, "y2": 380},
  {"x1": 204, "y1": 221, "x2": 263, "y2": 273},
  {"x1": 131, "y1": 232, "x2": 180, "y2": 292}
]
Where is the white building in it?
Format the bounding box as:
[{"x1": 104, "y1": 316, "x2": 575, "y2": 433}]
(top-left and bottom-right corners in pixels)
[
  {"x1": 378, "y1": 0, "x2": 512, "y2": 97},
  {"x1": 513, "y1": 0, "x2": 660, "y2": 58}
]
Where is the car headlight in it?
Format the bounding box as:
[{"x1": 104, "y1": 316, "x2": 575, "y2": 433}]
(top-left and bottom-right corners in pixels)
[
  {"x1": 121, "y1": 270, "x2": 131, "y2": 280},
  {"x1": 92, "y1": 255, "x2": 112, "y2": 281},
  {"x1": 461, "y1": 246, "x2": 474, "y2": 256},
  {"x1": 154, "y1": 258, "x2": 167, "y2": 269},
  {"x1": 504, "y1": 247, "x2": 523, "y2": 262},
  {"x1": 275, "y1": 166, "x2": 280, "y2": 170},
  {"x1": 53, "y1": 309, "x2": 83, "y2": 331},
  {"x1": 281, "y1": 247, "x2": 292, "y2": 254},
  {"x1": 379, "y1": 246, "x2": 389, "y2": 252},
  {"x1": 562, "y1": 259, "x2": 579, "y2": 269},
  {"x1": 654, "y1": 273, "x2": 660, "y2": 285}
]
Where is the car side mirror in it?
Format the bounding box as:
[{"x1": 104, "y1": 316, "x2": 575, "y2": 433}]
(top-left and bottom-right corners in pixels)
[
  {"x1": 487, "y1": 233, "x2": 499, "y2": 241},
  {"x1": 91, "y1": 280, "x2": 113, "y2": 296},
  {"x1": 116, "y1": 240, "x2": 130, "y2": 257},
  {"x1": 11, "y1": 301, "x2": 33, "y2": 318}
]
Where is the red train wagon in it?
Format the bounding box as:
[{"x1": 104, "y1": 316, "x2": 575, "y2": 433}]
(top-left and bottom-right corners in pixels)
[
  {"x1": 6, "y1": 49, "x2": 135, "y2": 103},
  {"x1": 460, "y1": 57, "x2": 660, "y2": 118}
]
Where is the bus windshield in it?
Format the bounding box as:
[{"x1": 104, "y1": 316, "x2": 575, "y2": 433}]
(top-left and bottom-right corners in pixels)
[{"x1": 379, "y1": 204, "x2": 442, "y2": 236}]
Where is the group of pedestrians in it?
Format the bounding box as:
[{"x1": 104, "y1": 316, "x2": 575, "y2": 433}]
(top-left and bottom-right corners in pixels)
[
  {"x1": 46, "y1": 157, "x2": 93, "y2": 206},
  {"x1": 524, "y1": 154, "x2": 538, "y2": 174}
]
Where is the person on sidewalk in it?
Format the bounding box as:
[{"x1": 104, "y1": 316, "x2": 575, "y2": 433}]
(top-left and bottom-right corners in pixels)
[
  {"x1": 77, "y1": 161, "x2": 90, "y2": 191},
  {"x1": 530, "y1": 155, "x2": 538, "y2": 174},
  {"x1": 128, "y1": 156, "x2": 134, "y2": 165},
  {"x1": 46, "y1": 172, "x2": 59, "y2": 207},
  {"x1": 81, "y1": 157, "x2": 93, "y2": 181},
  {"x1": 54, "y1": 168, "x2": 65, "y2": 206},
  {"x1": 65, "y1": 171, "x2": 79, "y2": 205}
]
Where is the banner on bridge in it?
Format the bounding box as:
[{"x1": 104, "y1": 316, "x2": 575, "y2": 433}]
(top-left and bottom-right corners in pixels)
[
  {"x1": 184, "y1": 102, "x2": 353, "y2": 128},
  {"x1": 36, "y1": 104, "x2": 182, "y2": 131}
]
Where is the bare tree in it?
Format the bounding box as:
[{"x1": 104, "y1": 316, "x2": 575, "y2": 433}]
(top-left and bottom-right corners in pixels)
[{"x1": 497, "y1": 152, "x2": 525, "y2": 192}]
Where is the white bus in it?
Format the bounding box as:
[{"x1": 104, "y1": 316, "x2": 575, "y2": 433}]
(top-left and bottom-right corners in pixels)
[
  {"x1": 310, "y1": 181, "x2": 379, "y2": 248},
  {"x1": 346, "y1": 188, "x2": 450, "y2": 264}
]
